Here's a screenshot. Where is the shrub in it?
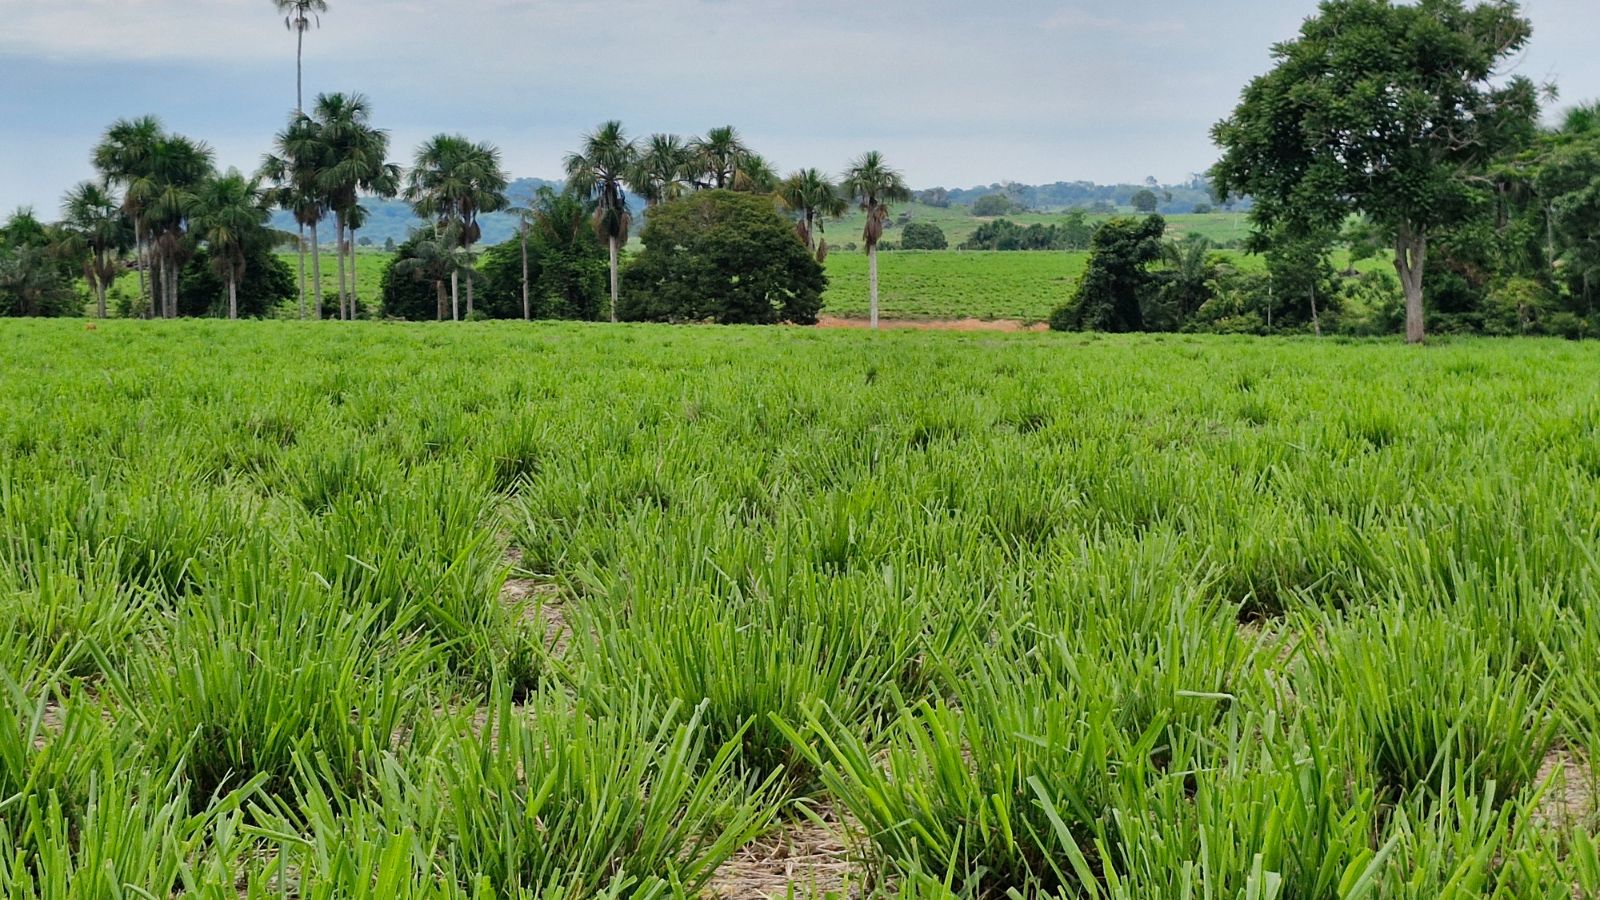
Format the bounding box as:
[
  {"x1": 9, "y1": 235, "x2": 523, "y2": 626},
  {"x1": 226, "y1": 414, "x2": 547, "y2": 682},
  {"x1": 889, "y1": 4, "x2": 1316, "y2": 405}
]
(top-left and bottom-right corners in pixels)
[
  {"x1": 900, "y1": 222, "x2": 948, "y2": 250},
  {"x1": 621, "y1": 190, "x2": 826, "y2": 324}
]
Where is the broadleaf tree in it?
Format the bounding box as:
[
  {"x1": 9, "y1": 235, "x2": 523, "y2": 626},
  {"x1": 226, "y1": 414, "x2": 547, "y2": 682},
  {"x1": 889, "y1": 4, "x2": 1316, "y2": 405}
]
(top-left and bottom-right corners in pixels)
[{"x1": 1211, "y1": 0, "x2": 1541, "y2": 343}]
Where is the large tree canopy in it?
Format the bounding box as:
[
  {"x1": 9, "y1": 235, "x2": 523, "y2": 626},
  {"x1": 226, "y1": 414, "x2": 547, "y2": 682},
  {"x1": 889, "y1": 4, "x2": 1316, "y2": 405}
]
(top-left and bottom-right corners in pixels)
[
  {"x1": 621, "y1": 190, "x2": 826, "y2": 325},
  {"x1": 1211, "y1": 0, "x2": 1540, "y2": 343}
]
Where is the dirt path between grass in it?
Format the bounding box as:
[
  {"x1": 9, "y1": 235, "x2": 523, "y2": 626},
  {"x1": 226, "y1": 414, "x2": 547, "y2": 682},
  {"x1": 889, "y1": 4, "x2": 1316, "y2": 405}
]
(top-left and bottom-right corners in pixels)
[{"x1": 815, "y1": 316, "x2": 1047, "y2": 332}]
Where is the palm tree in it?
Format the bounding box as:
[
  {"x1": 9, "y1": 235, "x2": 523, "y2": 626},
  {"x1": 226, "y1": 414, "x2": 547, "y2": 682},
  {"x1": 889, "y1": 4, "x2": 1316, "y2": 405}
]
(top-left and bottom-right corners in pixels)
[
  {"x1": 564, "y1": 121, "x2": 638, "y2": 323},
  {"x1": 274, "y1": 0, "x2": 328, "y2": 113},
  {"x1": 194, "y1": 169, "x2": 269, "y2": 319},
  {"x1": 60, "y1": 182, "x2": 132, "y2": 318},
  {"x1": 144, "y1": 134, "x2": 215, "y2": 318},
  {"x1": 311, "y1": 92, "x2": 396, "y2": 320},
  {"x1": 394, "y1": 223, "x2": 467, "y2": 321},
  {"x1": 690, "y1": 126, "x2": 747, "y2": 189},
  {"x1": 841, "y1": 151, "x2": 911, "y2": 329},
  {"x1": 1159, "y1": 236, "x2": 1216, "y2": 325},
  {"x1": 780, "y1": 168, "x2": 847, "y2": 262},
  {"x1": 261, "y1": 112, "x2": 326, "y2": 318},
  {"x1": 733, "y1": 153, "x2": 780, "y2": 194},
  {"x1": 93, "y1": 116, "x2": 163, "y2": 316},
  {"x1": 631, "y1": 134, "x2": 692, "y2": 207},
  {"x1": 406, "y1": 134, "x2": 508, "y2": 319}
]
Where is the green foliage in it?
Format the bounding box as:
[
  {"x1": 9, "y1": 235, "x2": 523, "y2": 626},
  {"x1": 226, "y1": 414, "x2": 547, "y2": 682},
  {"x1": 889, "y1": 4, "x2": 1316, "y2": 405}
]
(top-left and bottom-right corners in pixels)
[
  {"x1": 1212, "y1": 0, "x2": 1541, "y2": 340},
  {"x1": 176, "y1": 244, "x2": 295, "y2": 317},
  {"x1": 1049, "y1": 215, "x2": 1167, "y2": 331},
  {"x1": 1130, "y1": 188, "x2": 1159, "y2": 213},
  {"x1": 899, "y1": 222, "x2": 948, "y2": 251},
  {"x1": 960, "y1": 211, "x2": 1094, "y2": 251},
  {"x1": 971, "y1": 193, "x2": 1022, "y2": 217},
  {"x1": 622, "y1": 190, "x2": 826, "y2": 324}
]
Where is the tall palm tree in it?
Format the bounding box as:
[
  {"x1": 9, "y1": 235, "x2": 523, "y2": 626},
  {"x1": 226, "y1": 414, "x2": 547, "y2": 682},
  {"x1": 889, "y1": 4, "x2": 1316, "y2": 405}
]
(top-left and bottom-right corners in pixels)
[
  {"x1": 564, "y1": 121, "x2": 638, "y2": 323},
  {"x1": 194, "y1": 169, "x2": 269, "y2": 319},
  {"x1": 780, "y1": 168, "x2": 847, "y2": 262},
  {"x1": 841, "y1": 151, "x2": 911, "y2": 329},
  {"x1": 261, "y1": 112, "x2": 327, "y2": 318},
  {"x1": 93, "y1": 116, "x2": 163, "y2": 316},
  {"x1": 311, "y1": 92, "x2": 397, "y2": 320},
  {"x1": 143, "y1": 134, "x2": 215, "y2": 318},
  {"x1": 60, "y1": 182, "x2": 132, "y2": 319},
  {"x1": 406, "y1": 134, "x2": 509, "y2": 319},
  {"x1": 631, "y1": 134, "x2": 692, "y2": 207},
  {"x1": 690, "y1": 126, "x2": 747, "y2": 189},
  {"x1": 274, "y1": 0, "x2": 328, "y2": 114}
]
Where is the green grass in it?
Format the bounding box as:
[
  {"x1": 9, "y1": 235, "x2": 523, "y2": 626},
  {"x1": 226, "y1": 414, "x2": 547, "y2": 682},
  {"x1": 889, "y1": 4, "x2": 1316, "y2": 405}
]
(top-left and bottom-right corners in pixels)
[{"x1": 3, "y1": 321, "x2": 1598, "y2": 897}]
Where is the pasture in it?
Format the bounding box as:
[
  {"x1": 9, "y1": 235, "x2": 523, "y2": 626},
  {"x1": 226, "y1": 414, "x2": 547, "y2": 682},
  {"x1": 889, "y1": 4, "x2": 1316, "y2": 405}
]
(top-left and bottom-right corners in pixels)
[{"x1": 3, "y1": 320, "x2": 1598, "y2": 897}]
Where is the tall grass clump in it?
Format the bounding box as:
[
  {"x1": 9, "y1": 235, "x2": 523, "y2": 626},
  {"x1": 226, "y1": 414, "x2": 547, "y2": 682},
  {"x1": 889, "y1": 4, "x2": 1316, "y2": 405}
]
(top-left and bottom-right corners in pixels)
[
  {"x1": 280, "y1": 688, "x2": 776, "y2": 898},
  {"x1": 131, "y1": 556, "x2": 439, "y2": 802}
]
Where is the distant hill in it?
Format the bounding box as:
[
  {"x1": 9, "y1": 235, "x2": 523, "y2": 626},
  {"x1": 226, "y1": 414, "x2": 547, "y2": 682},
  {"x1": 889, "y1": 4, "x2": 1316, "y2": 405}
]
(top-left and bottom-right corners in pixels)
[
  {"x1": 271, "y1": 177, "x2": 579, "y2": 247},
  {"x1": 273, "y1": 177, "x2": 1232, "y2": 247},
  {"x1": 935, "y1": 179, "x2": 1231, "y2": 214}
]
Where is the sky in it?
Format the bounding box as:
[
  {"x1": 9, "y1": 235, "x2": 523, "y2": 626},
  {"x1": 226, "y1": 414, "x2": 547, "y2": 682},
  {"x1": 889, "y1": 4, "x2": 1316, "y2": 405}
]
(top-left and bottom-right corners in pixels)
[{"x1": 1, "y1": 0, "x2": 1597, "y2": 215}]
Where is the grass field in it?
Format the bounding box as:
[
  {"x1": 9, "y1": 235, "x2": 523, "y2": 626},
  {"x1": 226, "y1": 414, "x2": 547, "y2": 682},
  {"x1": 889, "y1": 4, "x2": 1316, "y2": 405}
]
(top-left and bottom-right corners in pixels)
[{"x1": 3, "y1": 320, "x2": 1598, "y2": 896}]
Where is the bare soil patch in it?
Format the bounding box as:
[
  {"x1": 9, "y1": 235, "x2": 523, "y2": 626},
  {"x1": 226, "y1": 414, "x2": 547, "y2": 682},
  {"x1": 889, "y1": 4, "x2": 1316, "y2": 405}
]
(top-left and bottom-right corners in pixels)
[
  {"x1": 1530, "y1": 749, "x2": 1597, "y2": 829},
  {"x1": 706, "y1": 807, "x2": 868, "y2": 899}
]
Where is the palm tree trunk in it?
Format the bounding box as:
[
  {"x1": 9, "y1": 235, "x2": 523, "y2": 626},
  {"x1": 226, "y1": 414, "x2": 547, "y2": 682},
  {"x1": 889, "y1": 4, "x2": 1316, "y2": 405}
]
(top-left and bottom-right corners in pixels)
[
  {"x1": 868, "y1": 244, "x2": 880, "y2": 329},
  {"x1": 451, "y1": 269, "x2": 460, "y2": 321},
  {"x1": 348, "y1": 227, "x2": 359, "y2": 319},
  {"x1": 309, "y1": 220, "x2": 323, "y2": 319},
  {"x1": 296, "y1": 224, "x2": 308, "y2": 319},
  {"x1": 436, "y1": 279, "x2": 447, "y2": 321},
  {"x1": 521, "y1": 227, "x2": 530, "y2": 320},
  {"x1": 608, "y1": 235, "x2": 619, "y2": 323},
  {"x1": 335, "y1": 216, "x2": 348, "y2": 321},
  {"x1": 1309, "y1": 284, "x2": 1321, "y2": 337},
  {"x1": 133, "y1": 221, "x2": 149, "y2": 317},
  {"x1": 165, "y1": 256, "x2": 176, "y2": 318},
  {"x1": 96, "y1": 277, "x2": 107, "y2": 320},
  {"x1": 228, "y1": 272, "x2": 238, "y2": 320},
  {"x1": 466, "y1": 268, "x2": 475, "y2": 317},
  {"x1": 295, "y1": 27, "x2": 304, "y2": 114}
]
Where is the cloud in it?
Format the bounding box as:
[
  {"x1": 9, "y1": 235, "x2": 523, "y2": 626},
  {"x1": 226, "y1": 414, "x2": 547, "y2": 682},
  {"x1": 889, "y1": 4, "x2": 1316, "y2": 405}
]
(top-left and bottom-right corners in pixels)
[
  {"x1": 1042, "y1": 9, "x2": 1187, "y2": 36},
  {"x1": 1, "y1": 0, "x2": 1596, "y2": 212}
]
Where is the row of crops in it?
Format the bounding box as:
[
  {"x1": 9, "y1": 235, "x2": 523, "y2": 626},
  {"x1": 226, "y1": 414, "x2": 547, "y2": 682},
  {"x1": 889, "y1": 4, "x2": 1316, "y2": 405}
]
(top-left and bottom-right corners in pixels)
[{"x1": 3, "y1": 320, "x2": 1599, "y2": 897}]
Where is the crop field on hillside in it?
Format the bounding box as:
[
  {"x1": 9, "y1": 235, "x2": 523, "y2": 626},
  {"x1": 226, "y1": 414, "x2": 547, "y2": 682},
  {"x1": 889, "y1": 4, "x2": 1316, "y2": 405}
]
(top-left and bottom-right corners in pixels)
[{"x1": 4, "y1": 322, "x2": 1599, "y2": 897}]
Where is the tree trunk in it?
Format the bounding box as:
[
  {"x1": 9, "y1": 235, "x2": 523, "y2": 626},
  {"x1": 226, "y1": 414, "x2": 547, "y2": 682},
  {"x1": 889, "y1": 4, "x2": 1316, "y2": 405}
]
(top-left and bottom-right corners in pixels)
[
  {"x1": 96, "y1": 279, "x2": 107, "y2": 320},
  {"x1": 466, "y1": 267, "x2": 475, "y2": 317},
  {"x1": 608, "y1": 235, "x2": 619, "y2": 323},
  {"x1": 451, "y1": 269, "x2": 460, "y2": 321},
  {"x1": 296, "y1": 224, "x2": 308, "y2": 319},
  {"x1": 164, "y1": 256, "x2": 176, "y2": 318},
  {"x1": 133, "y1": 221, "x2": 150, "y2": 318},
  {"x1": 228, "y1": 272, "x2": 238, "y2": 320},
  {"x1": 309, "y1": 219, "x2": 323, "y2": 319},
  {"x1": 348, "y1": 227, "x2": 359, "y2": 319},
  {"x1": 868, "y1": 244, "x2": 880, "y2": 329},
  {"x1": 295, "y1": 26, "x2": 304, "y2": 113},
  {"x1": 1309, "y1": 284, "x2": 1321, "y2": 337},
  {"x1": 436, "y1": 279, "x2": 447, "y2": 321},
  {"x1": 335, "y1": 216, "x2": 348, "y2": 320},
  {"x1": 1394, "y1": 226, "x2": 1427, "y2": 345},
  {"x1": 521, "y1": 228, "x2": 530, "y2": 320}
]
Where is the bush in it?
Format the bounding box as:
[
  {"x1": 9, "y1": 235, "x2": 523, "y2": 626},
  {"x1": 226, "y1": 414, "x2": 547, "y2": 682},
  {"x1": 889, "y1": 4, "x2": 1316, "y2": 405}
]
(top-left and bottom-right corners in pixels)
[
  {"x1": 621, "y1": 190, "x2": 826, "y2": 324},
  {"x1": 900, "y1": 222, "x2": 948, "y2": 251},
  {"x1": 177, "y1": 245, "x2": 295, "y2": 318},
  {"x1": 971, "y1": 194, "x2": 1020, "y2": 217}
]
